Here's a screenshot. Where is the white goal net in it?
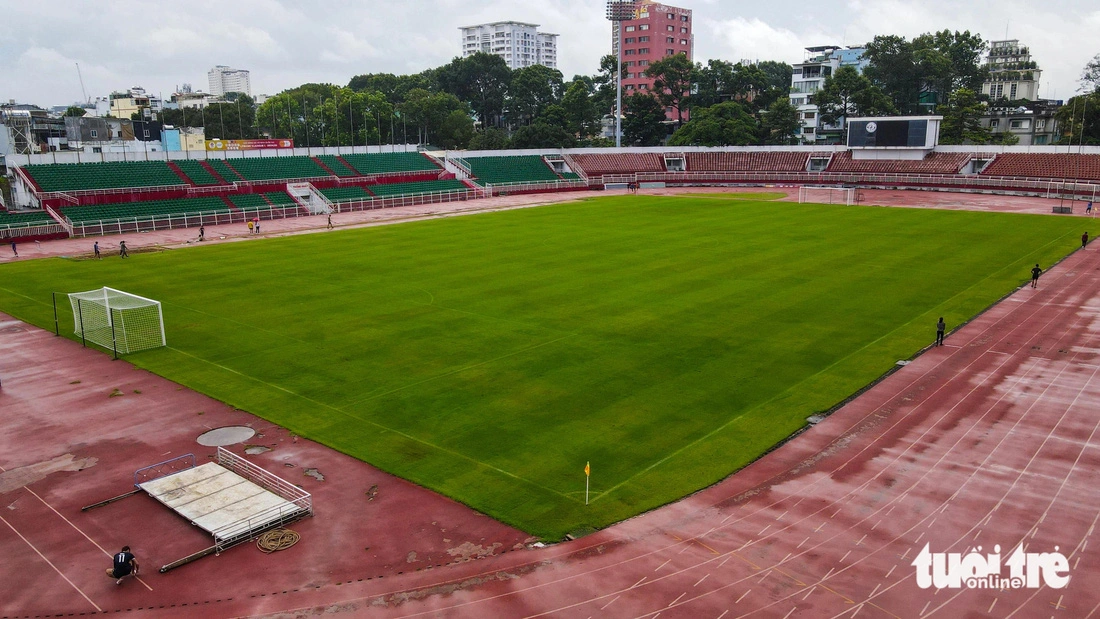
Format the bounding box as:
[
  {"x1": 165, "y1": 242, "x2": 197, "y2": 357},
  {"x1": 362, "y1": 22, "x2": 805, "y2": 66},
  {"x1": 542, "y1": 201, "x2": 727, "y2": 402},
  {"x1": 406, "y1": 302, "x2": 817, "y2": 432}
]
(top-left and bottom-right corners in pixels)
[
  {"x1": 68, "y1": 287, "x2": 166, "y2": 355},
  {"x1": 798, "y1": 186, "x2": 856, "y2": 206}
]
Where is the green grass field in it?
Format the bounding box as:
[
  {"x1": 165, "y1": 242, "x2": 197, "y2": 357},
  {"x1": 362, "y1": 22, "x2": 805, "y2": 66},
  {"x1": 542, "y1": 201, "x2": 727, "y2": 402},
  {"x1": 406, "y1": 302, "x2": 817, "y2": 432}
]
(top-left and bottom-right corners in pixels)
[{"x1": 0, "y1": 194, "x2": 1084, "y2": 538}]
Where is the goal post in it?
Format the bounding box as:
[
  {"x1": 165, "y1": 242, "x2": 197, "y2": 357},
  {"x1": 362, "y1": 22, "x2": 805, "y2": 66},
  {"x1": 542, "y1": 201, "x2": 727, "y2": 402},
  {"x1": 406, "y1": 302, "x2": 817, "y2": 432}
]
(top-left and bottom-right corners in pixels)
[
  {"x1": 798, "y1": 186, "x2": 856, "y2": 206},
  {"x1": 66, "y1": 287, "x2": 166, "y2": 356}
]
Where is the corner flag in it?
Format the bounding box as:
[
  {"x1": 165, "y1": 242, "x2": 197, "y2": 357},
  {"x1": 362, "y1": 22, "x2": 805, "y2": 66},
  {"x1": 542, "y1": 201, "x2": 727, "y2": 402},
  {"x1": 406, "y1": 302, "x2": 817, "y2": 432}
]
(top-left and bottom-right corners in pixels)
[{"x1": 584, "y1": 461, "x2": 591, "y2": 505}]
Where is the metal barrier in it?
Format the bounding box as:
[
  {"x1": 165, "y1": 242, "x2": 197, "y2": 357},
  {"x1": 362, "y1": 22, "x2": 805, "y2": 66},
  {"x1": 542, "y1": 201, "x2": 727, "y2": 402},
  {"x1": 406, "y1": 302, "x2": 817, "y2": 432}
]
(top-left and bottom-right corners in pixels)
[{"x1": 133, "y1": 453, "x2": 197, "y2": 487}]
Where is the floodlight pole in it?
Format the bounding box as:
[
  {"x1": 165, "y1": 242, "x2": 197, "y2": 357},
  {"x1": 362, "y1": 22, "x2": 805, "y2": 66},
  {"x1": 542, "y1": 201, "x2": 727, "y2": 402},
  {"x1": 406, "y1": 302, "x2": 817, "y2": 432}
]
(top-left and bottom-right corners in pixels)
[
  {"x1": 607, "y1": 1, "x2": 634, "y2": 148},
  {"x1": 616, "y1": 20, "x2": 623, "y2": 148}
]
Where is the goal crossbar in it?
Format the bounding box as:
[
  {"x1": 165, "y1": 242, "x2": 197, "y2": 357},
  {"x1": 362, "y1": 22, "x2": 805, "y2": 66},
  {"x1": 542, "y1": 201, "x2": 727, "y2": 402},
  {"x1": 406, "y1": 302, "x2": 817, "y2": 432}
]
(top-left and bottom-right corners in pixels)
[
  {"x1": 67, "y1": 287, "x2": 166, "y2": 356},
  {"x1": 798, "y1": 186, "x2": 855, "y2": 206}
]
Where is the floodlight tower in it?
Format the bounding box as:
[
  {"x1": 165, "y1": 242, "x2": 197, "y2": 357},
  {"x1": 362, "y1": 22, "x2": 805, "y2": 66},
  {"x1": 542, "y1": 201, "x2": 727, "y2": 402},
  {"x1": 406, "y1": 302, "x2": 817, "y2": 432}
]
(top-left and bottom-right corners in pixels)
[{"x1": 606, "y1": 0, "x2": 636, "y2": 148}]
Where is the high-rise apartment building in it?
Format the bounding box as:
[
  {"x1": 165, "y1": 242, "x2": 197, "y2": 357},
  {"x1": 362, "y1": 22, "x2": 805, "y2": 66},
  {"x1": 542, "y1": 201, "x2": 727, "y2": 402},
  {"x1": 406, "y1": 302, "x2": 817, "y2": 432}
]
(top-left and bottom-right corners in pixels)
[
  {"x1": 611, "y1": 1, "x2": 692, "y2": 96},
  {"x1": 459, "y1": 22, "x2": 558, "y2": 70},
  {"x1": 208, "y1": 65, "x2": 252, "y2": 97},
  {"x1": 982, "y1": 40, "x2": 1041, "y2": 101}
]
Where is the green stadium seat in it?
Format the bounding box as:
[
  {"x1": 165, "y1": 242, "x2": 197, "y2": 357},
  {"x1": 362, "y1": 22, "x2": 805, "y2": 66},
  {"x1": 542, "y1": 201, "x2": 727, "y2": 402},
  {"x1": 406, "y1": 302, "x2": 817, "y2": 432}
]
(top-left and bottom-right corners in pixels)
[
  {"x1": 22, "y1": 161, "x2": 186, "y2": 193},
  {"x1": 463, "y1": 156, "x2": 561, "y2": 185},
  {"x1": 341, "y1": 152, "x2": 440, "y2": 175},
  {"x1": 60, "y1": 197, "x2": 230, "y2": 225}
]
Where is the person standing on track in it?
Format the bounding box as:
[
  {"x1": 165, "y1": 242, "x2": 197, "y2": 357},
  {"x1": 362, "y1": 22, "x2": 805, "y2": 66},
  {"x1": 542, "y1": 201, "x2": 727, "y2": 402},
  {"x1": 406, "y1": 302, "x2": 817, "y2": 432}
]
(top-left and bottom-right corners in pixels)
[
  {"x1": 10, "y1": 241, "x2": 16, "y2": 257},
  {"x1": 1083, "y1": 231, "x2": 1089, "y2": 249},
  {"x1": 328, "y1": 213, "x2": 333, "y2": 229},
  {"x1": 1031, "y1": 263, "x2": 1042, "y2": 288},
  {"x1": 94, "y1": 241, "x2": 101, "y2": 259},
  {"x1": 247, "y1": 220, "x2": 254, "y2": 234},
  {"x1": 105, "y1": 546, "x2": 139, "y2": 585},
  {"x1": 936, "y1": 317, "x2": 946, "y2": 346},
  {"x1": 119, "y1": 240, "x2": 129, "y2": 258},
  {"x1": 199, "y1": 225, "x2": 205, "y2": 242}
]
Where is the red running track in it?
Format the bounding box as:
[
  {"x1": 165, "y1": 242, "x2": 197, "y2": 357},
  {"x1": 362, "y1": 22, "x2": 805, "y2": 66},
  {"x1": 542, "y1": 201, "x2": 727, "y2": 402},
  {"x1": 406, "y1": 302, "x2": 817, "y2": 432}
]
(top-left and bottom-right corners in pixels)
[{"x1": 0, "y1": 190, "x2": 1098, "y2": 617}]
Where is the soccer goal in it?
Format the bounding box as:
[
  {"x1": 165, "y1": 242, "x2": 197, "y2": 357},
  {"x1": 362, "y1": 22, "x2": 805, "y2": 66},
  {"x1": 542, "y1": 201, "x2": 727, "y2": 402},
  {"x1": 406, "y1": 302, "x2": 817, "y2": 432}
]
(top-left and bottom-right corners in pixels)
[
  {"x1": 64, "y1": 287, "x2": 166, "y2": 356},
  {"x1": 798, "y1": 186, "x2": 856, "y2": 206}
]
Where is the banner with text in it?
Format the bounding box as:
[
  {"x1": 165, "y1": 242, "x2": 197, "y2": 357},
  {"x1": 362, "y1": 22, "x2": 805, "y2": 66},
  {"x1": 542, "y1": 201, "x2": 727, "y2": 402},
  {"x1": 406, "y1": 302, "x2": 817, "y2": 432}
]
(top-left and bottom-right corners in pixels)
[{"x1": 206, "y1": 139, "x2": 294, "y2": 151}]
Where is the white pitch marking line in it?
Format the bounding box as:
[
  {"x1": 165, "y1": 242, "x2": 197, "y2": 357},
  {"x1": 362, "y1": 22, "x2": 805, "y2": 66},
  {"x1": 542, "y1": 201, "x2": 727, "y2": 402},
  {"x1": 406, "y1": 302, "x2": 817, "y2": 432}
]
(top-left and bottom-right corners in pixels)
[
  {"x1": 871, "y1": 520, "x2": 881, "y2": 531},
  {"x1": 921, "y1": 601, "x2": 931, "y2": 616},
  {"x1": 599, "y1": 596, "x2": 620, "y2": 611},
  {"x1": 885, "y1": 564, "x2": 896, "y2": 579},
  {"x1": 0, "y1": 513, "x2": 102, "y2": 612},
  {"x1": 851, "y1": 603, "x2": 864, "y2": 618},
  {"x1": 759, "y1": 570, "x2": 771, "y2": 583},
  {"x1": 823, "y1": 567, "x2": 835, "y2": 580},
  {"x1": 735, "y1": 589, "x2": 751, "y2": 604},
  {"x1": 988, "y1": 598, "x2": 997, "y2": 613},
  {"x1": 840, "y1": 550, "x2": 852, "y2": 563},
  {"x1": 855, "y1": 535, "x2": 867, "y2": 546},
  {"x1": 670, "y1": 592, "x2": 686, "y2": 607},
  {"x1": 722, "y1": 513, "x2": 734, "y2": 523},
  {"x1": 776, "y1": 510, "x2": 788, "y2": 521},
  {"x1": 797, "y1": 537, "x2": 809, "y2": 549},
  {"x1": 915, "y1": 531, "x2": 925, "y2": 542},
  {"x1": 803, "y1": 586, "x2": 816, "y2": 601},
  {"x1": 870, "y1": 583, "x2": 881, "y2": 597},
  {"x1": 718, "y1": 555, "x2": 732, "y2": 568},
  {"x1": 758, "y1": 524, "x2": 771, "y2": 536},
  {"x1": 782, "y1": 606, "x2": 798, "y2": 619},
  {"x1": 655, "y1": 559, "x2": 671, "y2": 572},
  {"x1": 717, "y1": 610, "x2": 729, "y2": 619},
  {"x1": 694, "y1": 574, "x2": 710, "y2": 587},
  {"x1": 781, "y1": 552, "x2": 792, "y2": 563},
  {"x1": 631, "y1": 576, "x2": 648, "y2": 588}
]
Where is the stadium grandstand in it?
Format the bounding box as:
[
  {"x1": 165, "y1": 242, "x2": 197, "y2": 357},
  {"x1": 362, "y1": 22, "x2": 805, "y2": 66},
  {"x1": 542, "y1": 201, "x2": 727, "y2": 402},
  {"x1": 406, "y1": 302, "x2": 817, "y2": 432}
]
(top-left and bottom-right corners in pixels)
[{"x1": 4, "y1": 143, "x2": 1100, "y2": 242}]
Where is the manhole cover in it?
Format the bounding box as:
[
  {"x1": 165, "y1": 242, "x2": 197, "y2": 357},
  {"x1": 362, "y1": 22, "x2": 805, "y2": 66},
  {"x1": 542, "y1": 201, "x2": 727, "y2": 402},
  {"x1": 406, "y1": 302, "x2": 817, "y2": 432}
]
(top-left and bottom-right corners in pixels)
[{"x1": 197, "y1": 426, "x2": 255, "y2": 446}]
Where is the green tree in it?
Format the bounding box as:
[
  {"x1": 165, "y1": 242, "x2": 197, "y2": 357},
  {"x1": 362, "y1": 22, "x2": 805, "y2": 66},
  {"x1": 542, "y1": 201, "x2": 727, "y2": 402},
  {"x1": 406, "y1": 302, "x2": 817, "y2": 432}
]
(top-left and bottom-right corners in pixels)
[
  {"x1": 438, "y1": 110, "x2": 474, "y2": 149},
  {"x1": 1081, "y1": 53, "x2": 1100, "y2": 93},
  {"x1": 400, "y1": 89, "x2": 466, "y2": 146},
  {"x1": 63, "y1": 106, "x2": 86, "y2": 118},
  {"x1": 202, "y1": 95, "x2": 259, "y2": 140},
  {"x1": 863, "y1": 35, "x2": 923, "y2": 114},
  {"x1": 755, "y1": 60, "x2": 794, "y2": 92},
  {"x1": 644, "y1": 53, "x2": 694, "y2": 126},
  {"x1": 435, "y1": 53, "x2": 511, "y2": 128},
  {"x1": 622, "y1": 92, "x2": 667, "y2": 146},
  {"x1": 692, "y1": 59, "x2": 737, "y2": 108},
  {"x1": 507, "y1": 122, "x2": 576, "y2": 148},
  {"x1": 507, "y1": 64, "x2": 564, "y2": 126},
  {"x1": 592, "y1": 54, "x2": 626, "y2": 118},
  {"x1": 560, "y1": 79, "x2": 600, "y2": 138},
  {"x1": 912, "y1": 30, "x2": 988, "y2": 107},
  {"x1": 1055, "y1": 92, "x2": 1100, "y2": 145},
  {"x1": 815, "y1": 66, "x2": 896, "y2": 141},
  {"x1": 938, "y1": 88, "x2": 991, "y2": 144},
  {"x1": 668, "y1": 101, "x2": 759, "y2": 146},
  {"x1": 467, "y1": 127, "x2": 509, "y2": 150},
  {"x1": 760, "y1": 98, "x2": 801, "y2": 145}
]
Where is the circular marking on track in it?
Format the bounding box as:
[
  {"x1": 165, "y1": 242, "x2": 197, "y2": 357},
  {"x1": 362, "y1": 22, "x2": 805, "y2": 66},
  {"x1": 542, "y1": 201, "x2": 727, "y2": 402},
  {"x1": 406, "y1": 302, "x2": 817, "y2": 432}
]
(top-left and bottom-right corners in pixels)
[{"x1": 197, "y1": 425, "x2": 256, "y2": 446}]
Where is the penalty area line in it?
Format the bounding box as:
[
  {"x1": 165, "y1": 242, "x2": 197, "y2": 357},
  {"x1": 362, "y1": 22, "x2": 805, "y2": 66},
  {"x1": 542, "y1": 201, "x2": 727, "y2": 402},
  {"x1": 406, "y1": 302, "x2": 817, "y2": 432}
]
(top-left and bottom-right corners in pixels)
[{"x1": 162, "y1": 341, "x2": 583, "y2": 503}]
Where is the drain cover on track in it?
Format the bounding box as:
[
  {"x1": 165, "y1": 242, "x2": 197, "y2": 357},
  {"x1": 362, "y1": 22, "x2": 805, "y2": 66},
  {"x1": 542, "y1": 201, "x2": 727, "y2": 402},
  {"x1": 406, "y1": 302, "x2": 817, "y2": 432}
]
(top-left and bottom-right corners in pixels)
[{"x1": 197, "y1": 426, "x2": 256, "y2": 446}]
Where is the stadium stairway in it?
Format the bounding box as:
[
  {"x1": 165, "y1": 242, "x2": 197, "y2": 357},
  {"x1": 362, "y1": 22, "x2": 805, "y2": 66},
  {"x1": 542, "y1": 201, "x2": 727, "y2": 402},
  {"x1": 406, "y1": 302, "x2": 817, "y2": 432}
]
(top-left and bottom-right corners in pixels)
[
  {"x1": 166, "y1": 162, "x2": 194, "y2": 186},
  {"x1": 200, "y1": 161, "x2": 231, "y2": 184},
  {"x1": 311, "y1": 157, "x2": 339, "y2": 177}
]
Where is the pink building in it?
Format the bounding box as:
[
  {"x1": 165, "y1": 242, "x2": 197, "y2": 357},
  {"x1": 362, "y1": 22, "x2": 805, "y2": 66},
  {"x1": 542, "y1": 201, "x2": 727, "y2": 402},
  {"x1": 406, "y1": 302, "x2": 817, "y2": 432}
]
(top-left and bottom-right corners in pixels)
[{"x1": 612, "y1": 1, "x2": 693, "y2": 119}]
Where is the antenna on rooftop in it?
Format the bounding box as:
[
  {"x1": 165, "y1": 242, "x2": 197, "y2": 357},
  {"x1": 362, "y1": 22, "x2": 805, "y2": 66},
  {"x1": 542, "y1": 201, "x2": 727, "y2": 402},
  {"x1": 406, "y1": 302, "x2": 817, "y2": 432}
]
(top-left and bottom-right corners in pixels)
[{"x1": 75, "y1": 63, "x2": 89, "y2": 104}]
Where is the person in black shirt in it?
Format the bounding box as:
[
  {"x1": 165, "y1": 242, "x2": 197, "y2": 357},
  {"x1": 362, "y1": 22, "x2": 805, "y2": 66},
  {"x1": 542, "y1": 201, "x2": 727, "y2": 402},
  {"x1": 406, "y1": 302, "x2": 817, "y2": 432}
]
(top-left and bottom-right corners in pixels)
[
  {"x1": 105, "y1": 546, "x2": 138, "y2": 584},
  {"x1": 1031, "y1": 264, "x2": 1042, "y2": 288},
  {"x1": 936, "y1": 317, "x2": 946, "y2": 346}
]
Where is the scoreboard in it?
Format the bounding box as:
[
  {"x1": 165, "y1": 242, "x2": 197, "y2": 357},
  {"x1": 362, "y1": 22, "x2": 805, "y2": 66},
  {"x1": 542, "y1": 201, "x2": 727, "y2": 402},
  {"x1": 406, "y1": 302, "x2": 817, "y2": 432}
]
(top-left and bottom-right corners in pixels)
[{"x1": 848, "y1": 118, "x2": 931, "y2": 148}]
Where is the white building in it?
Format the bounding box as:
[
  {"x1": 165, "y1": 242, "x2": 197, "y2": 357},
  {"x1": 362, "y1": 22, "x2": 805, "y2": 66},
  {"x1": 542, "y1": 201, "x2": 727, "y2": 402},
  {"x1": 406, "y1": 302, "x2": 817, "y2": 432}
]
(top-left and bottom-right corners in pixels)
[
  {"x1": 208, "y1": 65, "x2": 252, "y2": 97},
  {"x1": 982, "y1": 40, "x2": 1041, "y2": 101},
  {"x1": 459, "y1": 22, "x2": 558, "y2": 70},
  {"x1": 790, "y1": 46, "x2": 868, "y2": 144}
]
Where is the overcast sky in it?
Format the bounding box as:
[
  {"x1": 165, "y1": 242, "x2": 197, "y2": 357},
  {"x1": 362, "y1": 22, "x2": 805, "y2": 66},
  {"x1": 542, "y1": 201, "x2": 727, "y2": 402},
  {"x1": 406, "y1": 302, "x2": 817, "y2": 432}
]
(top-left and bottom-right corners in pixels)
[{"x1": 1, "y1": 0, "x2": 1097, "y2": 108}]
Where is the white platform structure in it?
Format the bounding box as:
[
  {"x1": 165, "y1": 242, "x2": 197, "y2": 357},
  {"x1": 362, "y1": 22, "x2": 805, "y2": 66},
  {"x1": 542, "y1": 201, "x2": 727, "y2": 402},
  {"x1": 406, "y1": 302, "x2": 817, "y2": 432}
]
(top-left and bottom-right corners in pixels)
[{"x1": 131, "y1": 447, "x2": 312, "y2": 571}]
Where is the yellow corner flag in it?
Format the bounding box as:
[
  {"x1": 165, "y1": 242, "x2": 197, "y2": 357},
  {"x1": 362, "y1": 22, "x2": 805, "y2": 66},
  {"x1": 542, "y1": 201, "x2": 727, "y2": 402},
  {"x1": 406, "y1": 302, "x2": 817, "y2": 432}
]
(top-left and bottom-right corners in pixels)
[
  {"x1": 584, "y1": 461, "x2": 591, "y2": 505},
  {"x1": 585, "y1": 461, "x2": 591, "y2": 477}
]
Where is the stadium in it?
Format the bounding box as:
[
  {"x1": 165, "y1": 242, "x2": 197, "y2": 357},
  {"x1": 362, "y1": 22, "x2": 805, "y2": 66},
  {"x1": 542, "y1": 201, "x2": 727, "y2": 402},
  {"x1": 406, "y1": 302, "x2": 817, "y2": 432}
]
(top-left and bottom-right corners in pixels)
[{"x1": 2, "y1": 123, "x2": 1099, "y2": 616}]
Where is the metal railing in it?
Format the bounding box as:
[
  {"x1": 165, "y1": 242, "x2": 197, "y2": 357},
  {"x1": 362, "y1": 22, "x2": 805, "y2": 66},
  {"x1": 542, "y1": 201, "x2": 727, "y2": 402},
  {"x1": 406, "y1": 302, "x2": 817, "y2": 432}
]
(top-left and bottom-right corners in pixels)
[
  {"x1": 68, "y1": 204, "x2": 309, "y2": 238},
  {"x1": 0, "y1": 222, "x2": 67, "y2": 238},
  {"x1": 484, "y1": 178, "x2": 588, "y2": 196},
  {"x1": 331, "y1": 187, "x2": 483, "y2": 213},
  {"x1": 133, "y1": 453, "x2": 197, "y2": 487},
  {"x1": 212, "y1": 447, "x2": 312, "y2": 550}
]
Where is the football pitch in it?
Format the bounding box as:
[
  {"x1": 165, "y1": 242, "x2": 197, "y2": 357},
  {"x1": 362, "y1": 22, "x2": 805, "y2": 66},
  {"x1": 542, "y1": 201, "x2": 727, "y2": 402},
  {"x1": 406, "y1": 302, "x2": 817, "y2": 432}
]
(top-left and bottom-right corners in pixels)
[{"x1": 0, "y1": 194, "x2": 1084, "y2": 538}]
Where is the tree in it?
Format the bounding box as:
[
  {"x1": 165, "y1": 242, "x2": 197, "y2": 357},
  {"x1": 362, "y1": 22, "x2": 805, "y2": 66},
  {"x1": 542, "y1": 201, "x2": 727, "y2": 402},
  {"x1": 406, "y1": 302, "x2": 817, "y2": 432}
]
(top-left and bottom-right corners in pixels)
[
  {"x1": 63, "y1": 106, "x2": 86, "y2": 118},
  {"x1": 437, "y1": 110, "x2": 474, "y2": 149},
  {"x1": 435, "y1": 53, "x2": 511, "y2": 128},
  {"x1": 560, "y1": 78, "x2": 600, "y2": 138},
  {"x1": 622, "y1": 93, "x2": 667, "y2": 146},
  {"x1": 692, "y1": 59, "x2": 737, "y2": 108},
  {"x1": 912, "y1": 30, "x2": 988, "y2": 107},
  {"x1": 592, "y1": 54, "x2": 626, "y2": 117},
  {"x1": 468, "y1": 127, "x2": 509, "y2": 150},
  {"x1": 1081, "y1": 53, "x2": 1100, "y2": 94},
  {"x1": 507, "y1": 64, "x2": 564, "y2": 126},
  {"x1": 202, "y1": 94, "x2": 259, "y2": 140},
  {"x1": 815, "y1": 66, "x2": 896, "y2": 142},
  {"x1": 668, "y1": 101, "x2": 759, "y2": 146},
  {"x1": 938, "y1": 88, "x2": 991, "y2": 144},
  {"x1": 760, "y1": 99, "x2": 801, "y2": 145},
  {"x1": 645, "y1": 53, "x2": 694, "y2": 126},
  {"x1": 400, "y1": 89, "x2": 465, "y2": 146},
  {"x1": 507, "y1": 122, "x2": 576, "y2": 149},
  {"x1": 863, "y1": 35, "x2": 922, "y2": 114},
  {"x1": 745, "y1": 61, "x2": 792, "y2": 110},
  {"x1": 1055, "y1": 92, "x2": 1100, "y2": 145}
]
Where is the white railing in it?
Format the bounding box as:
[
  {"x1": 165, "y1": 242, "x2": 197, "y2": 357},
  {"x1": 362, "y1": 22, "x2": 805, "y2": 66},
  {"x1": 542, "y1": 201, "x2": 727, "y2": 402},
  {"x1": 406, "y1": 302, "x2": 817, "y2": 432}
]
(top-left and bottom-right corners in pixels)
[
  {"x1": 331, "y1": 187, "x2": 482, "y2": 213},
  {"x1": 0, "y1": 222, "x2": 67, "y2": 239},
  {"x1": 211, "y1": 447, "x2": 312, "y2": 549},
  {"x1": 68, "y1": 204, "x2": 309, "y2": 238},
  {"x1": 485, "y1": 179, "x2": 589, "y2": 195},
  {"x1": 38, "y1": 183, "x2": 189, "y2": 201},
  {"x1": 45, "y1": 206, "x2": 72, "y2": 234}
]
